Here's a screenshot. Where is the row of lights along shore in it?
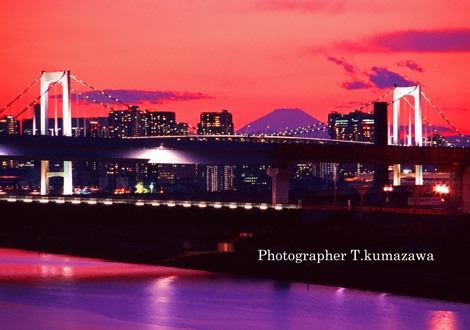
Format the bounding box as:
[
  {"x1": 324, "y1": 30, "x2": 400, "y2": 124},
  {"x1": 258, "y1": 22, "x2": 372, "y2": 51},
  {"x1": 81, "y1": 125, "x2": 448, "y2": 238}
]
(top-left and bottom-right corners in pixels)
[{"x1": 1, "y1": 196, "x2": 291, "y2": 211}]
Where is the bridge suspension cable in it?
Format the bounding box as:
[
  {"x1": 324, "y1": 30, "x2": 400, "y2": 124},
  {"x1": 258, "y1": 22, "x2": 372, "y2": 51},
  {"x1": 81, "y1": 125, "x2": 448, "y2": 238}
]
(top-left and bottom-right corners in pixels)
[
  {"x1": 265, "y1": 88, "x2": 396, "y2": 137},
  {"x1": 401, "y1": 96, "x2": 444, "y2": 146},
  {"x1": 269, "y1": 122, "x2": 328, "y2": 137},
  {"x1": 421, "y1": 91, "x2": 470, "y2": 145},
  {"x1": 348, "y1": 87, "x2": 396, "y2": 115},
  {"x1": 70, "y1": 88, "x2": 125, "y2": 112},
  {"x1": 13, "y1": 71, "x2": 67, "y2": 120},
  {"x1": 1, "y1": 74, "x2": 42, "y2": 116},
  {"x1": 70, "y1": 74, "x2": 132, "y2": 109}
]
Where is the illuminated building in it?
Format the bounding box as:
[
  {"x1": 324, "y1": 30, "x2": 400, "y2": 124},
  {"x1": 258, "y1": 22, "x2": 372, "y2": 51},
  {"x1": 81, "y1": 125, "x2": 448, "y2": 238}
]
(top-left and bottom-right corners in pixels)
[
  {"x1": 328, "y1": 110, "x2": 376, "y2": 179},
  {"x1": 328, "y1": 110, "x2": 374, "y2": 142},
  {"x1": 108, "y1": 106, "x2": 144, "y2": 137},
  {"x1": 197, "y1": 109, "x2": 234, "y2": 135},
  {"x1": 197, "y1": 110, "x2": 235, "y2": 191},
  {"x1": 235, "y1": 165, "x2": 270, "y2": 190},
  {"x1": 87, "y1": 120, "x2": 102, "y2": 137},
  {"x1": 175, "y1": 122, "x2": 189, "y2": 136},
  {"x1": 0, "y1": 116, "x2": 20, "y2": 135},
  {"x1": 144, "y1": 111, "x2": 177, "y2": 136},
  {"x1": 205, "y1": 165, "x2": 234, "y2": 192},
  {"x1": 426, "y1": 133, "x2": 448, "y2": 147}
]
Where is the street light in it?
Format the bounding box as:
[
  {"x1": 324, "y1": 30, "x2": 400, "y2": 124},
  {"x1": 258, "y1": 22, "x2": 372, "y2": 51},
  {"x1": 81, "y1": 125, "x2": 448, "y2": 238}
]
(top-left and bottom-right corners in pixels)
[
  {"x1": 433, "y1": 184, "x2": 449, "y2": 195},
  {"x1": 434, "y1": 184, "x2": 449, "y2": 204},
  {"x1": 383, "y1": 185, "x2": 393, "y2": 203}
]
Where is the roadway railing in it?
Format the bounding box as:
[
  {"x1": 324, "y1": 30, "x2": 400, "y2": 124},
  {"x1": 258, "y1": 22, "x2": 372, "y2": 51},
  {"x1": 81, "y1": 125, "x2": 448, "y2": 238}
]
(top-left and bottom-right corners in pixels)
[
  {"x1": 0, "y1": 194, "x2": 460, "y2": 215},
  {"x1": 0, "y1": 194, "x2": 298, "y2": 211}
]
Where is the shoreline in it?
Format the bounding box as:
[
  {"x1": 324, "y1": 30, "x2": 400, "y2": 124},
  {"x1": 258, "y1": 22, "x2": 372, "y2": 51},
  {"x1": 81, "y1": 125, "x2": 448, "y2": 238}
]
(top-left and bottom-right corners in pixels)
[{"x1": 0, "y1": 200, "x2": 469, "y2": 304}]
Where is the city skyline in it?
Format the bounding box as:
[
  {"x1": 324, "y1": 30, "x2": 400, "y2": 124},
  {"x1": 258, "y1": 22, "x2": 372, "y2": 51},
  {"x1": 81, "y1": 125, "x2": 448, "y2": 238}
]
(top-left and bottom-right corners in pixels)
[{"x1": 1, "y1": 1, "x2": 469, "y2": 133}]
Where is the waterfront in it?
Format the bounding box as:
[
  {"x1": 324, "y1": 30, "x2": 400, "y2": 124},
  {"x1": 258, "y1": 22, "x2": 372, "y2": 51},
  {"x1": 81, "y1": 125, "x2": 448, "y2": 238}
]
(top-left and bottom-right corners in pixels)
[{"x1": 0, "y1": 248, "x2": 469, "y2": 330}]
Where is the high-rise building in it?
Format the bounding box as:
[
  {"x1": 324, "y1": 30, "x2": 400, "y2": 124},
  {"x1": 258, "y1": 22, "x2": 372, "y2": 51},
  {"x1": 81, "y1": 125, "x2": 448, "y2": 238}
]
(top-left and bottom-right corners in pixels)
[
  {"x1": 426, "y1": 133, "x2": 446, "y2": 147},
  {"x1": 328, "y1": 110, "x2": 374, "y2": 142},
  {"x1": 197, "y1": 109, "x2": 234, "y2": 135},
  {"x1": 0, "y1": 116, "x2": 20, "y2": 135},
  {"x1": 144, "y1": 111, "x2": 177, "y2": 136},
  {"x1": 108, "y1": 106, "x2": 144, "y2": 137},
  {"x1": 197, "y1": 110, "x2": 235, "y2": 191},
  {"x1": 175, "y1": 122, "x2": 189, "y2": 136},
  {"x1": 88, "y1": 120, "x2": 103, "y2": 137},
  {"x1": 205, "y1": 165, "x2": 235, "y2": 192},
  {"x1": 328, "y1": 110, "x2": 376, "y2": 180},
  {"x1": 235, "y1": 165, "x2": 270, "y2": 191}
]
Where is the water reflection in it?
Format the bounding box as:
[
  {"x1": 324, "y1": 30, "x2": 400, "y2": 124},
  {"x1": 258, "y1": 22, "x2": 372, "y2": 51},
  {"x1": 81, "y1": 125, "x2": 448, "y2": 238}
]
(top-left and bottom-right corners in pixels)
[
  {"x1": 147, "y1": 276, "x2": 176, "y2": 325},
  {"x1": 429, "y1": 311, "x2": 456, "y2": 330},
  {"x1": 0, "y1": 248, "x2": 469, "y2": 330}
]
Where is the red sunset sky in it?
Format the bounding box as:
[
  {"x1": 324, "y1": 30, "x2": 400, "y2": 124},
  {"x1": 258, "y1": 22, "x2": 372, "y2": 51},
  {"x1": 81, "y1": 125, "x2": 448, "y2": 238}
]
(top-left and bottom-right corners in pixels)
[{"x1": 1, "y1": 0, "x2": 469, "y2": 134}]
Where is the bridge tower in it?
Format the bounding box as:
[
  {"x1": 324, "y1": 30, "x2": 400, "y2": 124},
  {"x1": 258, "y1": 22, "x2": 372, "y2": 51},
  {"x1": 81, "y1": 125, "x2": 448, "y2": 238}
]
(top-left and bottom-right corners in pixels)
[
  {"x1": 36, "y1": 70, "x2": 73, "y2": 195},
  {"x1": 391, "y1": 85, "x2": 423, "y2": 186}
]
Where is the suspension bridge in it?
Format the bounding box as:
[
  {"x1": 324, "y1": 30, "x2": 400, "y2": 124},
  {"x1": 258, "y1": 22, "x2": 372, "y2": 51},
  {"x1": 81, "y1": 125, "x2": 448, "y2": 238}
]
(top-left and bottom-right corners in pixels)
[
  {"x1": 1, "y1": 70, "x2": 470, "y2": 212},
  {"x1": 1, "y1": 70, "x2": 468, "y2": 142}
]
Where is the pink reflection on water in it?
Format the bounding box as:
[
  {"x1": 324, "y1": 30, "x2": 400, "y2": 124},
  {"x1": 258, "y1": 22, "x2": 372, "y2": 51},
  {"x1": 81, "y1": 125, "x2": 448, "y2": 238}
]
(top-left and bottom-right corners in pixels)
[
  {"x1": 429, "y1": 310, "x2": 457, "y2": 330},
  {"x1": 0, "y1": 248, "x2": 206, "y2": 282}
]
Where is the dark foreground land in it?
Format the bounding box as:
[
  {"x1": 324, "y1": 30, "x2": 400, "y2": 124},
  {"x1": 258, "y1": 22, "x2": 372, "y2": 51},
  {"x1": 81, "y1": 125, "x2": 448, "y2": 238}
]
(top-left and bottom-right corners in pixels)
[{"x1": 0, "y1": 200, "x2": 469, "y2": 304}]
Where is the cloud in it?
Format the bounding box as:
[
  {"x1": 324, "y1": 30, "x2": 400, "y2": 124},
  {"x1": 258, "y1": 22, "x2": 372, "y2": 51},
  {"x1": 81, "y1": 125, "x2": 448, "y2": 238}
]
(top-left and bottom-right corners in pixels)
[
  {"x1": 65, "y1": 89, "x2": 214, "y2": 106},
  {"x1": 328, "y1": 56, "x2": 417, "y2": 90},
  {"x1": 374, "y1": 29, "x2": 470, "y2": 52},
  {"x1": 397, "y1": 60, "x2": 424, "y2": 73},
  {"x1": 369, "y1": 67, "x2": 416, "y2": 89},
  {"x1": 327, "y1": 56, "x2": 357, "y2": 74},
  {"x1": 342, "y1": 81, "x2": 371, "y2": 90},
  {"x1": 336, "y1": 29, "x2": 470, "y2": 53},
  {"x1": 327, "y1": 56, "x2": 372, "y2": 89}
]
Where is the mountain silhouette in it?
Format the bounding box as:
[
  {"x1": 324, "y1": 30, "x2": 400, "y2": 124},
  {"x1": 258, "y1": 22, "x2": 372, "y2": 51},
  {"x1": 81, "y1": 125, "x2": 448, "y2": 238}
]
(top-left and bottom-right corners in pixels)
[{"x1": 236, "y1": 108, "x2": 328, "y2": 138}]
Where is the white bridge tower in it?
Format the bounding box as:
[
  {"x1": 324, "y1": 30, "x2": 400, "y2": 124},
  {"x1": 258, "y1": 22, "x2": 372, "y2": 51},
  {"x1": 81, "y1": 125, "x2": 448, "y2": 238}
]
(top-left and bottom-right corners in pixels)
[
  {"x1": 35, "y1": 70, "x2": 73, "y2": 195},
  {"x1": 391, "y1": 85, "x2": 423, "y2": 186}
]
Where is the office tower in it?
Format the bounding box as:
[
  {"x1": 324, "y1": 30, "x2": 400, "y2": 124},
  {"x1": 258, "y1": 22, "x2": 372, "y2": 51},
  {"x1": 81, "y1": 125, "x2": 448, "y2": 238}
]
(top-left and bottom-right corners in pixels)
[
  {"x1": 328, "y1": 110, "x2": 374, "y2": 142},
  {"x1": 197, "y1": 109, "x2": 234, "y2": 135}
]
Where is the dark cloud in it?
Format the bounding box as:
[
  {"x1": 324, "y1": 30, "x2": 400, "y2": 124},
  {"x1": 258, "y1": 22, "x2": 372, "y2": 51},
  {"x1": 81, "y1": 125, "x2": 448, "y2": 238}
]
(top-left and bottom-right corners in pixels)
[
  {"x1": 327, "y1": 56, "x2": 372, "y2": 90},
  {"x1": 328, "y1": 55, "x2": 417, "y2": 90},
  {"x1": 336, "y1": 29, "x2": 470, "y2": 53},
  {"x1": 369, "y1": 67, "x2": 416, "y2": 89},
  {"x1": 327, "y1": 56, "x2": 357, "y2": 74},
  {"x1": 397, "y1": 60, "x2": 424, "y2": 73},
  {"x1": 66, "y1": 89, "x2": 213, "y2": 105},
  {"x1": 374, "y1": 29, "x2": 470, "y2": 52},
  {"x1": 342, "y1": 81, "x2": 371, "y2": 90}
]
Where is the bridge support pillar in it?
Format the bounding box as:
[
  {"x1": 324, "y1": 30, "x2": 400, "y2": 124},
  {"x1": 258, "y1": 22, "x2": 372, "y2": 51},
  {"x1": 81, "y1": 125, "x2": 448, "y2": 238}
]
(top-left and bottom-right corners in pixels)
[
  {"x1": 63, "y1": 161, "x2": 73, "y2": 195},
  {"x1": 40, "y1": 160, "x2": 73, "y2": 195},
  {"x1": 267, "y1": 167, "x2": 290, "y2": 204},
  {"x1": 415, "y1": 165, "x2": 423, "y2": 185},
  {"x1": 393, "y1": 164, "x2": 401, "y2": 186},
  {"x1": 40, "y1": 160, "x2": 49, "y2": 195}
]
